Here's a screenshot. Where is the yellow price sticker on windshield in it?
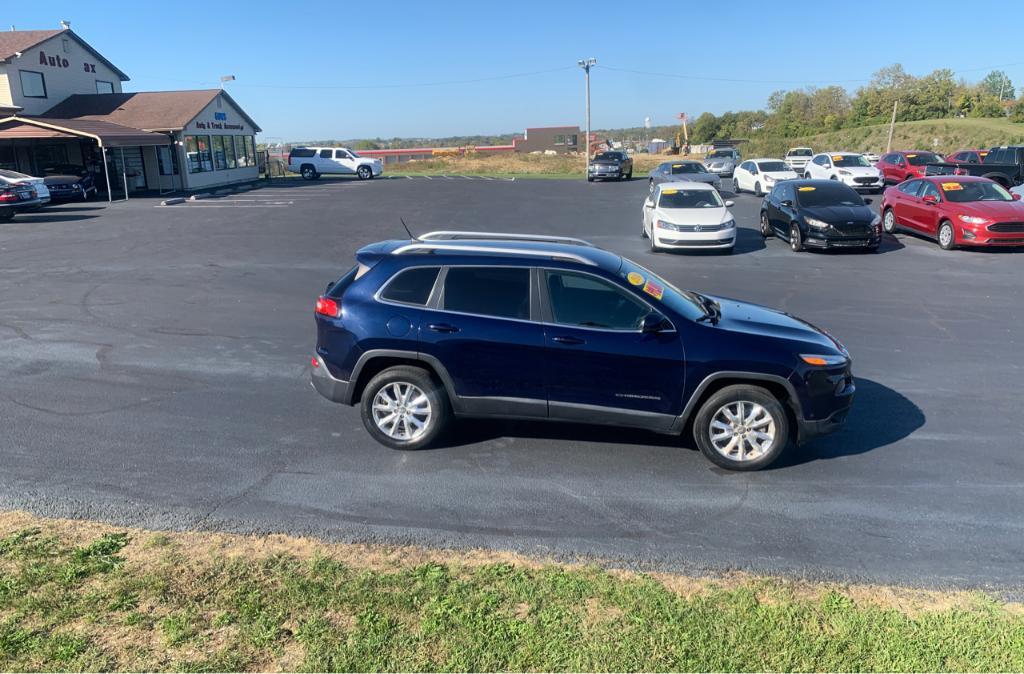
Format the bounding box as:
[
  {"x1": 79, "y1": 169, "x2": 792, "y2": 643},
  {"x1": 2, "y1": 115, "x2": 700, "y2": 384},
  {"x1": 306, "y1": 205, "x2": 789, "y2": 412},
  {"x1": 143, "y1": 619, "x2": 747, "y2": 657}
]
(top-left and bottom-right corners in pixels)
[
  {"x1": 798, "y1": 186, "x2": 816, "y2": 192},
  {"x1": 831, "y1": 155, "x2": 845, "y2": 162},
  {"x1": 672, "y1": 164, "x2": 682, "y2": 168},
  {"x1": 627, "y1": 272, "x2": 644, "y2": 286},
  {"x1": 980, "y1": 151, "x2": 989, "y2": 156},
  {"x1": 662, "y1": 188, "x2": 678, "y2": 194},
  {"x1": 941, "y1": 182, "x2": 963, "y2": 191},
  {"x1": 906, "y1": 154, "x2": 918, "y2": 158},
  {"x1": 643, "y1": 280, "x2": 664, "y2": 301}
]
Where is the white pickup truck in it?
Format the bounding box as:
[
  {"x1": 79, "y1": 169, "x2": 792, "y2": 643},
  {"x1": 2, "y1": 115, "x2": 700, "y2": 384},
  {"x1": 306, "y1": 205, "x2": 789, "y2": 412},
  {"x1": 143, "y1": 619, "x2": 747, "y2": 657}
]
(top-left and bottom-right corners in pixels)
[{"x1": 287, "y1": 147, "x2": 383, "y2": 180}]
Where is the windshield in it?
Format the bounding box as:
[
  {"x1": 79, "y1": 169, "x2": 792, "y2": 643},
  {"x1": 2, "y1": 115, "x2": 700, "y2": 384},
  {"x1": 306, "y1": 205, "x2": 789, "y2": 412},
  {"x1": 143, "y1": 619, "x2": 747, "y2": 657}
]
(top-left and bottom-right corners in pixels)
[
  {"x1": 831, "y1": 154, "x2": 870, "y2": 168},
  {"x1": 905, "y1": 152, "x2": 942, "y2": 166},
  {"x1": 795, "y1": 183, "x2": 864, "y2": 207},
  {"x1": 670, "y1": 163, "x2": 706, "y2": 174},
  {"x1": 617, "y1": 259, "x2": 705, "y2": 321},
  {"x1": 659, "y1": 188, "x2": 723, "y2": 209},
  {"x1": 594, "y1": 152, "x2": 622, "y2": 161},
  {"x1": 787, "y1": 148, "x2": 813, "y2": 157},
  {"x1": 347, "y1": 149, "x2": 361, "y2": 158},
  {"x1": 757, "y1": 161, "x2": 788, "y2": 172},
  {"x1": 939, "y1": 180, "x2": 1014, "y2": 202},
  {"x1": 707, "y1": 150, "x2": 734, "y2": 158}
]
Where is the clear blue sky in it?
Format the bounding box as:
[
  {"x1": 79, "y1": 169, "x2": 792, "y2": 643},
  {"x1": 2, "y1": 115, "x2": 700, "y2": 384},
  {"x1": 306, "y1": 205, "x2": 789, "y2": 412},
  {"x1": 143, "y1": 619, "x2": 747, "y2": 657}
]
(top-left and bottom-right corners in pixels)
[{"x1": 7, "y1": 1, "x2": 1024, "y2": 140}]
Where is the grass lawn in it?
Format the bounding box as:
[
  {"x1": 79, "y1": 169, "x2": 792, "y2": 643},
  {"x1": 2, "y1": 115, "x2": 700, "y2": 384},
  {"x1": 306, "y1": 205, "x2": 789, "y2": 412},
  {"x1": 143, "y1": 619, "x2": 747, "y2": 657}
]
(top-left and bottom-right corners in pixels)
[{"x1": 1, "y1": 512, "x2": 1022, "y2": 672}]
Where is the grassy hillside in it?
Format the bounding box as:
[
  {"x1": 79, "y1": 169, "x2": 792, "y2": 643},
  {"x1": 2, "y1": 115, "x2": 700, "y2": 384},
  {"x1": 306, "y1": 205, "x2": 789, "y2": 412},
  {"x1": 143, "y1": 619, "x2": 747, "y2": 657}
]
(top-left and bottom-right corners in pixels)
[{"x1": 744, "y1": 118, "x2": 1024, "y2": 157}]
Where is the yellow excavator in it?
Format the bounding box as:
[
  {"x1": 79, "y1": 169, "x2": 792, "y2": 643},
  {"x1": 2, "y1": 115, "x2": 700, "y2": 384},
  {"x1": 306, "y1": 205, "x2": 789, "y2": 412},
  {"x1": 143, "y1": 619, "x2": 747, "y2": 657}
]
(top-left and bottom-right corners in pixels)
[{"x1": 671, "y1": 113, "x2": 690, "y2": 156}]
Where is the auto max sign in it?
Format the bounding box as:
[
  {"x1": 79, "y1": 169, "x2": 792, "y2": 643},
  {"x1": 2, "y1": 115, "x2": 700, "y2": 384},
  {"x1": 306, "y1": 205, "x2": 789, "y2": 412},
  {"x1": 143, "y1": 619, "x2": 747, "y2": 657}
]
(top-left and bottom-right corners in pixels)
[{"x1": 37, "y1": 50, "x2": 98, "y2": 72}]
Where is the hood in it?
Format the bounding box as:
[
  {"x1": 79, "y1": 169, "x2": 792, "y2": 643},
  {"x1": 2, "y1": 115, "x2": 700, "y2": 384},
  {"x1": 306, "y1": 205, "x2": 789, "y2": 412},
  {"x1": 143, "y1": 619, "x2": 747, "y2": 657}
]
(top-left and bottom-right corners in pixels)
[
  {"x1": 706, "y1": 158, "x2": 735, "y2": 166},
  {"x1": 44, "y1": 175, "x2": 83, "y2": 184},
  {"x1": 956, "y1": 200, "x2": 1024, "y2": 221},
  {"x1": 678, "y1": 173, "x2": 718, "y2": 184},
  {"x1": 836, "y1": 165, "x2": 880, "y2": 177},
  {"x1": 655, "y1": 206, "x2": 731, "y2": 225},
  {"x1": 801, "y1": 204, "x2": 875, "y2": 225},
  {"x1": 705, "y1": 294, "x2": 841, "y2": 353},
  {"x1": 762, "y1": 170, "x2": 798, "y2": 181},
  {"x1": 592, "y1": 158, "x2": 625, "y2": 166}
]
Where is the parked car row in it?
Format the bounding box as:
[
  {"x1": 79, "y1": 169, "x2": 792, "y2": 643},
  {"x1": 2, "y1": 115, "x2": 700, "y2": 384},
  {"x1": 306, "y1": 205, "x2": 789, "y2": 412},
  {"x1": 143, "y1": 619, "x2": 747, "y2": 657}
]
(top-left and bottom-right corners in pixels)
[{"x1": 0, "y1": 165, "x2": 97, "y2": 223}]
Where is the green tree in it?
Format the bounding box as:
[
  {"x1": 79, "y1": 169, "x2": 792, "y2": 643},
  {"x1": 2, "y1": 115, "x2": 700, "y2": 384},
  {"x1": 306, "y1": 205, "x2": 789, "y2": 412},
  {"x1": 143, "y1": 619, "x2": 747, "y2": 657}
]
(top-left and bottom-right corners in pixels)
[
  {"x1": 690, "y1": 112, "x2": 720, "y2": 143},
  {"x1": 980, "y1": 70, "x2": 1015, "y2": 100},
  {"x1": 353, "y1": 139, "x2": 379, "y2": 151}
]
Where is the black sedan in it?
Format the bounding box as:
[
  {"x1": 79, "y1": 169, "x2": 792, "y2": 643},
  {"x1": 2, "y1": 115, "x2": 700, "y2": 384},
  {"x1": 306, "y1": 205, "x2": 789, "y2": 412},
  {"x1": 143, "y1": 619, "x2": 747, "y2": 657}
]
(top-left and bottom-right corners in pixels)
[
  {"x1": 587, "y1": 151, "x2": 633, "y2": 182},
  {"x1": 42, "y1": 165, "x2": 97, "y2": 201},
  {"x1": 759, "y1": 179, "x2": 881, "y2": 252}
]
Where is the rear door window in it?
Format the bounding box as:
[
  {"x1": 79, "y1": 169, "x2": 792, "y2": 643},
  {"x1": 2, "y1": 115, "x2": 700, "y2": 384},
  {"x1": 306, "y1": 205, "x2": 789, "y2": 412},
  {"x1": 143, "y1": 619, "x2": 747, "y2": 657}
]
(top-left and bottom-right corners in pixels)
[
  {"x1": 442, "y1": 267, "x2": 530, "y2": 320},
  {"x1": 545, "y1": 271, "x2": 648, "y2": 331},
  {"x1": 380, "y1": 267, "x2": 440, "y2": 306},
  {"x1": 319, "y1": 149, "x2": 333, "y2": 159}
]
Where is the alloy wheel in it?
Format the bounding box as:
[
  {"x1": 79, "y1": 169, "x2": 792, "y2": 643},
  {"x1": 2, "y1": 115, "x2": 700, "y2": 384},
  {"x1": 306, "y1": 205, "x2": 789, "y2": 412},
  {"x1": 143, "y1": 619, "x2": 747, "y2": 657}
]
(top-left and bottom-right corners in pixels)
[
  {"x1": 708, "y1": 401, "x2": 777, "y2": 462},
  {"x1": 371, "y1": 382, "x2": 432, "y2": 441},
  {"x1": 760, "y1": 213, "x2": 771, "y2": 236},
  {"x1": 883, "y1": 209, "x2": 896, "y2": 234},
  {"x1": 939, "y1": 223, "x2": 954, "y2": 249},
  {"x1": 358, "y1": 166, "x2": 372, "y2": 179}
]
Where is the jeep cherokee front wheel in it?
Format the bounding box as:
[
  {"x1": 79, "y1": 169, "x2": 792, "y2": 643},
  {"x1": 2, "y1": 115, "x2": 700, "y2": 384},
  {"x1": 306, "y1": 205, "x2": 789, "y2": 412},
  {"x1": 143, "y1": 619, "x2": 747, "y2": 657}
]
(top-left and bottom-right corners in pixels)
[
  {"x1": 693, "y1": 384, "x2": 789, "y2": 470},
  {"x1": 360, "y1": 366, "x2": 450, "y2": 450}
]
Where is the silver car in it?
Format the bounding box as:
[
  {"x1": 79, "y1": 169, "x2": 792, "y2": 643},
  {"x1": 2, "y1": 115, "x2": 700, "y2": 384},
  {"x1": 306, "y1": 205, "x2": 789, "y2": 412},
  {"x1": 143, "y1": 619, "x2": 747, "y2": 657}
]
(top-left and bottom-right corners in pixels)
[
  {"x1": 648, "y1": 160, "x2": 722, "y2": 192},
  {"x1": 703, "y1": 148, "x2": 741, "y2": 177}
]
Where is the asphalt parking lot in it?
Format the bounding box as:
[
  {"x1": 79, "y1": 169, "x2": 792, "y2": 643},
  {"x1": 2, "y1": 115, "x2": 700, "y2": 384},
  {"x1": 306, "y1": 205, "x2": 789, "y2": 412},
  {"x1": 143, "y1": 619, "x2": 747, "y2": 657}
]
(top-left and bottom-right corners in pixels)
[{"x1": 2, "y1": 176, "x2": 1023, "y2": 590}]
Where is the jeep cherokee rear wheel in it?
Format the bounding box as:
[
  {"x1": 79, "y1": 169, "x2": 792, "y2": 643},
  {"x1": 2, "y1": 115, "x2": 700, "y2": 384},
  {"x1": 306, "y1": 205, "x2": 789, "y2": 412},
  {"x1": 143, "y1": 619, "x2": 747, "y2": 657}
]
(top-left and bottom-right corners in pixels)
[
  {"x1": 693, "y1": 385, "x2": 789, "y2": 471},
  {"x1": 360, "y1": 366, "x2": 450, "y2": 450}
]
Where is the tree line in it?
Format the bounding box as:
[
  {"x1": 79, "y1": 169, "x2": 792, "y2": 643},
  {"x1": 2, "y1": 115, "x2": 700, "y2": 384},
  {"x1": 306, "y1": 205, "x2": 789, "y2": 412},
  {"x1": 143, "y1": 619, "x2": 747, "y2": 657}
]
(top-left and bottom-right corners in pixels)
[{"x1": 686, "y1": 65, "x2": 1021, "y2": 144}]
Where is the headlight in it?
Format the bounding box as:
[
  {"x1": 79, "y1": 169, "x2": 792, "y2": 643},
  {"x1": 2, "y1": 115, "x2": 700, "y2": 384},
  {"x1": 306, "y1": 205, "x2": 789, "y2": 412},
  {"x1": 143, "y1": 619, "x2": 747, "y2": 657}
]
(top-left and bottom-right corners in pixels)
[
  {"x1": 958, "y1": 215, "x2": 988, "y2": 225},
  {"x1": 723, "y1": 218, "x2": 735, "y2": 229},
  {"x1": 871, "y1": 214, "x2": 881, "y2": 226},
  {"x1": 838, "y1": 170, "x2": 851, "y2": 176},
  {"x1": 655, "y1": 220, "x2": 674, "y2": 230},
  {"x1": 764, "y1": 175, "x2": 775, "y2": 184},
  {"x1": 800, "y1": 354, "x2": 848, "y2": 367},
  {"x1": 805, "y1": 217, "x2": 829, "y2": 230}
]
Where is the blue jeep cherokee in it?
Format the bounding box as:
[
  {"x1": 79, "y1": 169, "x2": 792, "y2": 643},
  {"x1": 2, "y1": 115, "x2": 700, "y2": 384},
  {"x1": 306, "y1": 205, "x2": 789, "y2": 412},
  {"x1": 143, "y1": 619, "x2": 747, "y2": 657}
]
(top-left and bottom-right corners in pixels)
[{"x1": 311, "y1": 231, "x2": 854, "y2": 470}]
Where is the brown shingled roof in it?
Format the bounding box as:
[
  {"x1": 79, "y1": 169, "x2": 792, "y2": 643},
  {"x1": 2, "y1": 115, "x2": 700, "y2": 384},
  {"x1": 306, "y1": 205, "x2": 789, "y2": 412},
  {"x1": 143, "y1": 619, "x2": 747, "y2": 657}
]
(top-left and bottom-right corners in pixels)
[
  {"x1": 0, "y1": 29, "x2": 63, "y2": 60},
  {"x1": 41, "y1": 90, "x2": 261, "y2": 132},
  {"x1": 0, "y1": 116, "x2": 173, "y2": 147}
]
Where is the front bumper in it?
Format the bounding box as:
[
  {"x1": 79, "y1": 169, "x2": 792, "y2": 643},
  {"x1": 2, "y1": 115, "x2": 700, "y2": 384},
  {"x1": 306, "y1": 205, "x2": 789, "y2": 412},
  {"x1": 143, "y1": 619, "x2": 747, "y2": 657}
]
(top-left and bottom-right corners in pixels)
[
  {"x1": 839, "y1": 175, "x2": 883, "y2": 190},
  {"x1": 794, "y1": 365, "x2": 855, "y2": 444},
  {"x1": 311, "y1": 354, "x2": 351, "y2": 403},
  {"x1": 589, "y1": 166, "x2": 624, "y2": 179},
  {"x1": 804, "y1": 232, "x2": 881, "y2": 249},
  {"x1": 654, "y1": 229, "x2": 735, "y2": 249},
  {"x1": 707, "y1": 166, "x2": 734, "y2": 176}
]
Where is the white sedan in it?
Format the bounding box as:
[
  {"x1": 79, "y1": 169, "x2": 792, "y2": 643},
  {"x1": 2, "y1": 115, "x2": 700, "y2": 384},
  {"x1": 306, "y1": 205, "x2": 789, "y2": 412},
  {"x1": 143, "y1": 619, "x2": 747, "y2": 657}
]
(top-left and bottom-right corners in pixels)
[
  {"x1": 0, "y1": 169, "x2": 50, "y2": 204},
  {"x1": 803, "y1": 152, "x2": 884, "y2": 192},
  {"x1": 733, "y1": 159, "x2": 798, "y2": 196},
  {"x1": 641, "y1": 181, "x2": 736, "y2": 253}
]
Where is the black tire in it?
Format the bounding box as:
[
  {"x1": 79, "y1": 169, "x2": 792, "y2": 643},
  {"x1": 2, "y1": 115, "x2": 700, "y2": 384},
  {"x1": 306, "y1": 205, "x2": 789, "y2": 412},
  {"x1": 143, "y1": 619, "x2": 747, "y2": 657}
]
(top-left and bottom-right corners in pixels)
[
  {"x1": 804, "y1": 172, "x2": 811, "y2": 179},
  {"x1": 587, "y1": 177, "x2": 594, "y2": 182},
  {"x1": 650, "y1": 230, "x2": 660, "y2": 253},
  {"x1": 938, "y1": 220, "x2": 956, "y2": 251},
  {"x1": 754, "y1": 181, "x2": 762, "y2": 197},
  {"x1": 693, "y1": 384, "x2": 790, "y2": 471},
  {"x1": 759, "y1": 211, "x2": 772, "y2": 238},
  {"x1": 360, "y1": 365, "x2": 451, "y2": 450},
  {"x1": 641, "y1": 219, "x2": 648, "y2": 239},
  {"x1": 734, "y1": 179, "x2": 743, "y2": 194},
  {"x1": 626, "y1": 170, "x2": 633, "y2": 180},
  {"x1": 0, "y1": 210, "x2": 13, "y2": 223},
  {"x1": 882, "y1": 208, "x2": 897, "y2": 234},
  {"x1": 301, "y1": 165, "x2": 317, "y2": 181},
  {"x1": 357, "y1": 165, "x2": 373, "y2": 180},
  {"x1": 789, "y1": 223, "x2": 803, "y2": 252}
]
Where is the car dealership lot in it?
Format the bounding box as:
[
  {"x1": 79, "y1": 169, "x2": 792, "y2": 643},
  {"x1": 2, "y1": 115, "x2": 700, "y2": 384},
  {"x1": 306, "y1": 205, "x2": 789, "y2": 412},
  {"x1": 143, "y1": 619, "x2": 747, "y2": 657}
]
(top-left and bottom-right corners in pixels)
[{"x1": 2, "y1": 177, "x2": 1023, "y2": 589}]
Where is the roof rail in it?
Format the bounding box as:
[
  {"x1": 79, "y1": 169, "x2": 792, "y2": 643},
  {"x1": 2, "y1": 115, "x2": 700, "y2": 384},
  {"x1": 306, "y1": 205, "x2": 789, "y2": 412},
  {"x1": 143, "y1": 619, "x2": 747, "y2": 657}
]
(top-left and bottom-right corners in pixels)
[
  {"x1": 391, "y1": 242, "x2": 597, "y2": 265},
  {"x1": 419, "y1": 231, "x2": 594, "y2": 247}
]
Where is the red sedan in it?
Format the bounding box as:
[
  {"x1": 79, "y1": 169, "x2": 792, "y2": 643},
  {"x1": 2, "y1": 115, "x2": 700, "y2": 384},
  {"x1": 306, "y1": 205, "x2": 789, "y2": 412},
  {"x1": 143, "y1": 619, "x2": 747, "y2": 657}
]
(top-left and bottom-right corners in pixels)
[
  {"x1": 876, "y1": 150, "x2": 945, "y2": 184},
  {"x1": 946, "y1": 149, "x2": 989, "y2": 164},
  {"x1": 881, "y1": 176, "x2": 1024, "y2": 250}
]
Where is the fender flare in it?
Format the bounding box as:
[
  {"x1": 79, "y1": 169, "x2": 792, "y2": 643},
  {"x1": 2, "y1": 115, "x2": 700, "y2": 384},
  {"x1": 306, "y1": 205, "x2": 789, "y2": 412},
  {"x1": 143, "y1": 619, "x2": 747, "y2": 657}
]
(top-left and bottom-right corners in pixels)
[
  {"x1": 345, "y1": 349, "x2": 459, "y2": 407},
  {"x1": 668, "y1": 371, "x2": 803, "y2": 434}
]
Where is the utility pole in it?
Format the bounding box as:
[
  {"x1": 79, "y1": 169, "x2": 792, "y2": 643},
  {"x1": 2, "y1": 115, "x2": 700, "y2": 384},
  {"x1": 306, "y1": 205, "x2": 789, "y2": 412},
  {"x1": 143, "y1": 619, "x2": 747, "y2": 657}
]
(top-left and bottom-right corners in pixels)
[
  {"x1": 577, "y1": 58, "x2": 596, "y2": 177},
  {"x1": 886, "y1": 99, "x2": 899, "y2": 153}
]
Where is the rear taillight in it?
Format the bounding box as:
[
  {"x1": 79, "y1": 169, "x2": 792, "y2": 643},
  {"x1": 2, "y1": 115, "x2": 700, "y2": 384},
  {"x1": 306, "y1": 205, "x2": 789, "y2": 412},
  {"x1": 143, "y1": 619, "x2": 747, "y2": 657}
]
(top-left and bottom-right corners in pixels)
[
  {"x1": 315, "y1": 295, "x2": 339, "y2": 318},
  {"x1": 0, "y1": 191, "x2": 16, "y2": 203}
]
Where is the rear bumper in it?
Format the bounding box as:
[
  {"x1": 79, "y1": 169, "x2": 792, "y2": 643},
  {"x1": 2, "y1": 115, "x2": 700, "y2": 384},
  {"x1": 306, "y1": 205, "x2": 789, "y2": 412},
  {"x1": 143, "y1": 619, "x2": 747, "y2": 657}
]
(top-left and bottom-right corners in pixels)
[{"x1": 311, "y1": 354, "x2": 351, "y2": 403}]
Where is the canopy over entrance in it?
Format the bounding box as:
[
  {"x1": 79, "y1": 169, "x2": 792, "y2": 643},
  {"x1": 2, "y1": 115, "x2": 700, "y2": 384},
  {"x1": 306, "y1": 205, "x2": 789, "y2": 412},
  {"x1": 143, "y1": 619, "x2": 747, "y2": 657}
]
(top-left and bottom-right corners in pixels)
[{"x1": 0, "y1": 116, "x2": 171, "y2": 147}]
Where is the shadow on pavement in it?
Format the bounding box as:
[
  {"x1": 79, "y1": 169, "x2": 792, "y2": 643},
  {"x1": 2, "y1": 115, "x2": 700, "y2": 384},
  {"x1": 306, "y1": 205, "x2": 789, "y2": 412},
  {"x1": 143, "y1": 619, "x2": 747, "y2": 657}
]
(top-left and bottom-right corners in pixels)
[{"x1": 439, "y1": 377, "x2": 923, "y2": 470}]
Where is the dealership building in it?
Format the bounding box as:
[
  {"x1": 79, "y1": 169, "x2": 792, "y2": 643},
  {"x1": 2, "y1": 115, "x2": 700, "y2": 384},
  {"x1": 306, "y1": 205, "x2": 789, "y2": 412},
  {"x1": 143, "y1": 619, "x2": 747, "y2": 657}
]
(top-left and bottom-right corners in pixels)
[{"x1": 0, "y1": 24, "x2": 261, "y2": 197}]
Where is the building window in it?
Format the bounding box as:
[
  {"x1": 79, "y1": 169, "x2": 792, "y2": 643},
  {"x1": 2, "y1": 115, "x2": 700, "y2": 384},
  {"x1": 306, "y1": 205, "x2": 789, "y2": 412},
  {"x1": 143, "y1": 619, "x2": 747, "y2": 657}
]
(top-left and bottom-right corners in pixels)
[
  {"x1": 223, "y1": 137, "x2": 236, "y2": 169},
  {"x1": 157, "y1": 146, "x2": 178, "y2": 176},
  {"x1": 212, "y1": 136, "x2": 227, "y2": 170},
  {"x1": 234, "y1": 136, "x2": 248, "y2": 167},
  {"x1": 19, "y1": 70, "x2": 47, "y2": 98},
  {"x1": 567, "y1": 134, "x2": 578, "y2": 146},
  {"x1": 245, "y1": 136, "x2": 255, "y2": 168},
  {"x1": 95, "y1": 80, "x2": 114, "y2": 94},
  {"x1": 553, "y1": 134, "x2": 566, "y2": 145},
  {"x1": 184, "y1": 135, "x2": 213, "y2": 173}
]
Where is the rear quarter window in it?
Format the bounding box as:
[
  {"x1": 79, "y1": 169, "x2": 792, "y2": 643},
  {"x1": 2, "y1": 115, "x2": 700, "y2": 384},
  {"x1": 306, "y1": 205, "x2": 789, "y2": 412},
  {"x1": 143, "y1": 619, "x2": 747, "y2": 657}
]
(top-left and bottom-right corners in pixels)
[
  {"x1": 290, "y1": 148, "x2": 315, "y2": 158},
  {"x1": 379, "y1": 267, "x2": 440, "y2": 306}
]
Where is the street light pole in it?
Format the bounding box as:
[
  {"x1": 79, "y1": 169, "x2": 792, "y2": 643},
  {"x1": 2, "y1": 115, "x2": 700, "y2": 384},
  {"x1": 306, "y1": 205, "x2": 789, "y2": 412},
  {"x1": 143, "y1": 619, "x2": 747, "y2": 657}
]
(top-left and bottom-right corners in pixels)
[{"x1": 577, "y1": 58, "x2": 596, "y2": 178}]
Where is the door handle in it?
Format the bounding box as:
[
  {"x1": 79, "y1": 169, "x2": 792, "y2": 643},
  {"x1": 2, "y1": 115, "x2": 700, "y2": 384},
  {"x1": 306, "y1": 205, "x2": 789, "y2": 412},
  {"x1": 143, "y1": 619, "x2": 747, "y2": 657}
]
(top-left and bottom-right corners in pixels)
[
  {"x1": 552, "y1": 335, "x2": 585, "y2": 345},
  {"x1": 427, "y1": 323, "x2": 460, "y2": 333}
]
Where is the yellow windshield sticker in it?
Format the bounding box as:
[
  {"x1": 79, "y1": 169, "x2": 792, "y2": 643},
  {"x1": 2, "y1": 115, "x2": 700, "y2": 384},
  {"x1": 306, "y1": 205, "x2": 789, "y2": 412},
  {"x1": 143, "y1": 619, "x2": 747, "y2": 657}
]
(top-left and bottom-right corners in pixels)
[
  {"x1": 643, "y1": 280, "x2": 664, "y2": 301},
  {"x1": 798, "y1": 186, "x2": 816, "y2": 192},
  {"x1": 906, "y1": 153, "x2": 918, "y2": 158},
  {"x1": 831, "y1": 155, "x2": 844, "y2": 162},
  {"x1": 671, "y1": 164, "x2": 682, "y2": 168},
  {"x1": 941, "y1": 182, "x2": 964, "y2": 191},
  {"x1": 980, "y1": 151, "x2": 989, "y2": 156},
  {"x1": 662, "y1": 188, "x2": 678, "y2": 195},
  {"x1": 627, "y1": 272, "x2": 644, "y2": 286}
]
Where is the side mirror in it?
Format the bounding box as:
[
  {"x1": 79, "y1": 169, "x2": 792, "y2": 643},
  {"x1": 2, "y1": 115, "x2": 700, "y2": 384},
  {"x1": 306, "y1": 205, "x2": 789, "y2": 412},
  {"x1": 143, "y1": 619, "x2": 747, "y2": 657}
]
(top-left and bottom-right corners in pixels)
[
  {"x1": 641, "y1": 312, "x2": 671, "y2": 333},
  {"x1": 922, "y1": 195, "x2": 939, "y2": 205},
  {"x1": 863, "y1": 198, "x2": 873, "y2": 205},
  {"x1": 725, "y1": 200, "x2": 735, "y2": 207},
  {"x1": 1013, "y1": 193, "x2": 1022, "y2": 201},
  {"x1": 781, "y1": 199, "x2": 794, "y2": 207}
]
